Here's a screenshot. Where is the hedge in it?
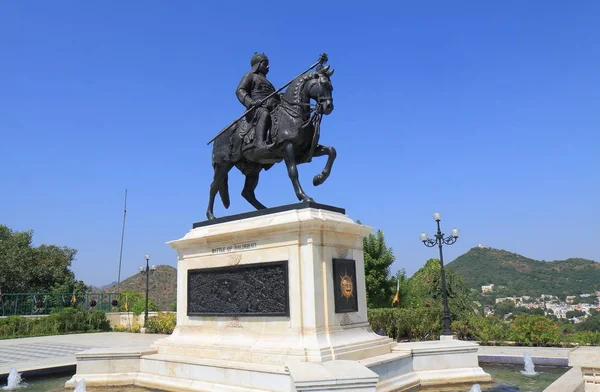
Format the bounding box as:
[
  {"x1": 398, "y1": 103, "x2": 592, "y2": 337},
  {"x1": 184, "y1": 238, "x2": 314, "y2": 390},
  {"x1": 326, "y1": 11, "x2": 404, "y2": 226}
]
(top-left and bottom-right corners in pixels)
[
  {"x1": 0, "y1": 308, "x2": 110, "y2": 339},
  {"x1": 369, "y1": 309, "x2": 600, "y2": 347}
]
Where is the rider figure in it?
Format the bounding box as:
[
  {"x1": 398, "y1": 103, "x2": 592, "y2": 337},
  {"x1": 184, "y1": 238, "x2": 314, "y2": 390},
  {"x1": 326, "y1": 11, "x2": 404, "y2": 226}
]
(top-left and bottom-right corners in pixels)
[{"x1": 236, "y1": 53, "x2": 280, "y2": 151}]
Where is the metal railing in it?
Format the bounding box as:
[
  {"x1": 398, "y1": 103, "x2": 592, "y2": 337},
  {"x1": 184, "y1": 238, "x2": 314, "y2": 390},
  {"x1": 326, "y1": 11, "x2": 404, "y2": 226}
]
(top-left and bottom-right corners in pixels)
[{"x1": 0, "y1": 292, "x2": 121, "y2": 316}]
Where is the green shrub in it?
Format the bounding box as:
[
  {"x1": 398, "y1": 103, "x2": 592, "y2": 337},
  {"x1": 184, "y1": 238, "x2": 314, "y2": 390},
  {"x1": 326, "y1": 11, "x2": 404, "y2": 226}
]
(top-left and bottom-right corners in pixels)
[
  {"x1": 112, "y1": 322, "x2": 142, "y2": 333},
  {"x1": 568, "y1": 331, "x2": 600, "y2": 346},
  {"x1": 451, "y1": 315, "x2": 507, "y2": 344},
  {"x1": 0, "y1": 308, "x2": 110, "y2": 339},
  {"x1": 147, "y1": 312, "x2": 176, "y2": 334},
  {"x1": 508, "y1": 314, "x2": 561, "y2": 346},
  {"x1": 368, "y1": 308, "x2": 442, "y2": 341},
  {"x1": 371, "y1": 307, "x2": 597, "y2": 347}
]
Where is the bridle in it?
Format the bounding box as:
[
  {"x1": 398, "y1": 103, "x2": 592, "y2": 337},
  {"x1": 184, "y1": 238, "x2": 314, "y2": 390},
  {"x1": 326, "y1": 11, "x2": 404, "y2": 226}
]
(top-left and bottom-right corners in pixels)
[{"x1": 280, "y1": 78, "x2": 332, "y2": 118}]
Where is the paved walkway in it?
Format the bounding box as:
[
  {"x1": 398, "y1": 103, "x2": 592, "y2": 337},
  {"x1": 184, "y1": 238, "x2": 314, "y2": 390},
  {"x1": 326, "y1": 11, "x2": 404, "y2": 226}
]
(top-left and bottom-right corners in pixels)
[
  {"x1": 0, "y1": 332, "x2": 167, "y2": 378},
  {"x1": 0, "y1": 333, "x2": 575, "y2": 379}
]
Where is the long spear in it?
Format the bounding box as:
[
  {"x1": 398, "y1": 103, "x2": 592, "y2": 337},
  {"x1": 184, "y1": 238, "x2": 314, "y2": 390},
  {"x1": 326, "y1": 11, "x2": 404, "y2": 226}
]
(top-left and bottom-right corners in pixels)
[{"x1": 206, "y1": 53, "x2": 328, "y2": 145}]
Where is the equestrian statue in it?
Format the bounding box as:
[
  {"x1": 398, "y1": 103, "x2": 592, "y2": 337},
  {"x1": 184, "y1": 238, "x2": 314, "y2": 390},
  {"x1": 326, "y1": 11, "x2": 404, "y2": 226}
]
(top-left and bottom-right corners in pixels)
[{"x1": 206, "y1": 53, "x2": 336, "y2": 220}]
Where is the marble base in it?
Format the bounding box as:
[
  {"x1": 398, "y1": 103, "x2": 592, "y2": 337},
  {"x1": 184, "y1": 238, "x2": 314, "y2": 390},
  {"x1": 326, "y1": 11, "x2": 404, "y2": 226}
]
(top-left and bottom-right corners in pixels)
[
  {"x1": 66, "y1": 204, "x2": 490, "y2": 391},
  {"x1": 570, "y1": 347, "x2": 600, "y2": 392},
  {"x1": 66, "y1": 340, "x2": 490, "y2": 391}
]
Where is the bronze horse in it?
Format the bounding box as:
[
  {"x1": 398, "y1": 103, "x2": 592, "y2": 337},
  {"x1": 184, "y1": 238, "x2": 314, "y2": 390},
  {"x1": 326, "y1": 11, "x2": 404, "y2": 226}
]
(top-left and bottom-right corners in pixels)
[{"x1": 207, "y1": 65, "x2": 336, "y2": 220}]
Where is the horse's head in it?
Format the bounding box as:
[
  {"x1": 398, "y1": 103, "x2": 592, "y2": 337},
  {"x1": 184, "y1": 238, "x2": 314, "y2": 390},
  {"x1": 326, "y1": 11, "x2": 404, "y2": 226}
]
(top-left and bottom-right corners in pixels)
[{"x1": 307, "y1": 65, "x2": 335, "y2": 115}]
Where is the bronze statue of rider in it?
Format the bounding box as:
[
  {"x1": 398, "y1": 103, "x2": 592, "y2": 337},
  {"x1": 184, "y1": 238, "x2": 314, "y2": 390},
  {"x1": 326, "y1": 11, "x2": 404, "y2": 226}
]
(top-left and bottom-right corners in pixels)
[{"x1": 235, "y1": 53, "x2": 281, "y2": 152}]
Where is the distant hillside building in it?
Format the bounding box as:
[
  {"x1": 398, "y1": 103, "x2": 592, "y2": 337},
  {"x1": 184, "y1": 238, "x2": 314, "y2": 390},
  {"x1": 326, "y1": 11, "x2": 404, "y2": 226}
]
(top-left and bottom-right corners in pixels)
[
  {"x1": 496, "y1": 297, "x2": 523, "y2": 304},
  {"x1": 481, "y1": 284, "x2": 494, "y2": 294},
  {"x1": 566, "y1": 296, "x2": 577, "y2": 304}
]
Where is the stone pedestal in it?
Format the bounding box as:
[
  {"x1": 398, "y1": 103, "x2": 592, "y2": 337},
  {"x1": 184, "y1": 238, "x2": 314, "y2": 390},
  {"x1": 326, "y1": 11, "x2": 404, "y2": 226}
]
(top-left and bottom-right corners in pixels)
[
  {"x1": 154, "y1": 202, "x2": 393, "y2": 365},
  {"x1": 66, "y1": 203, "x2": 491, "y2": 391}
]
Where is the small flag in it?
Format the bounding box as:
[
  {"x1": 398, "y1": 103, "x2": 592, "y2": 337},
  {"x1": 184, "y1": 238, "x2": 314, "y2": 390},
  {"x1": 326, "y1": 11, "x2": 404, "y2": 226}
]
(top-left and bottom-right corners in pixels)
[
  {"x1": 392, "y1": 277, "x2": 400, "y2": 305},
  {"x1": 71, "y1": 294, "x2": 77, "y2": 304}
]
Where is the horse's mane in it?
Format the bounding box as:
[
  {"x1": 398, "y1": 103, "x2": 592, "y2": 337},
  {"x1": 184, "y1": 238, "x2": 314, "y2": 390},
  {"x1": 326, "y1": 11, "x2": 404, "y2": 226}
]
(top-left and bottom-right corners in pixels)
[{"x1": 281, "y1": 72, "x2": 315, "y2": 104}]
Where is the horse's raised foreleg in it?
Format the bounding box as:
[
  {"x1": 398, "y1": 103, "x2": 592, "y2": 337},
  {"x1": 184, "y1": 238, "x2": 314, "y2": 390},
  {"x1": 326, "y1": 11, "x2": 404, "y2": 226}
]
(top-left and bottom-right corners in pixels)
[
  {"x1": 206, "y1": 162, "x2": 233, "y2": 220},
  {"x1": 241, "y1": 172, "x2": 267, "y2": 210},
  {"x1": 311, "y1": 144, "x2": 337, "y2": 186},
  {"x1": 282, "y1": 142, "x2": 314, "y2": 203}
]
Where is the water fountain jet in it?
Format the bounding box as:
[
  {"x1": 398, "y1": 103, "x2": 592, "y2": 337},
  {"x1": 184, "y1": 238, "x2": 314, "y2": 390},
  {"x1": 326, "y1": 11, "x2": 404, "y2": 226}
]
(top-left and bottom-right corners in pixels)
[
  {"x1": 2, "y1": 368, "x2": 24, "y2": 390},
  {"x1": 521, "y1": 352, "x2": 537, "y2": 375},
  {"x1": 73, "y1": 378, "x2": 87, "y2": 392},
  {"x1": 469, "y1": 383, "x2": 482, "y2": 392}
]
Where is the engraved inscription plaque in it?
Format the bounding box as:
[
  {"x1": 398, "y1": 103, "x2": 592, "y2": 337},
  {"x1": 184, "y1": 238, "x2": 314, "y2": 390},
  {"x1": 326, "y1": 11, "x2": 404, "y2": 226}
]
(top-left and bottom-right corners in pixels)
[
  {"x1": 332, "y1": 259, "x2": 358, "y2": 313},
  {"x1": 187, "y1": 261, "x2": 289, "y2": 316}
]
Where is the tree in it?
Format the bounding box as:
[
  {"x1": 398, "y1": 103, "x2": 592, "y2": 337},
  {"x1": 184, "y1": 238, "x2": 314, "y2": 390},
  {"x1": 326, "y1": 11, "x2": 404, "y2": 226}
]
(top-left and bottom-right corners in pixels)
[
  {"x1": 576, "y1": 312, "x2": 600, "y2": 332},
  {"x1": 362, "y1": 228, "x2": 396, "y2": 308},
  {"x1": 0, "y1": 225, "x2": 87, "y2": 294},
  {"x1": 406, "y1": 258, "x2": 475, "y2": 321},
  {"x1": 566, "y1": 310, "x2": 586, "y2": 319},
  {"x1": 493, "y1": 300, "x2": 516, "y2": 318}
]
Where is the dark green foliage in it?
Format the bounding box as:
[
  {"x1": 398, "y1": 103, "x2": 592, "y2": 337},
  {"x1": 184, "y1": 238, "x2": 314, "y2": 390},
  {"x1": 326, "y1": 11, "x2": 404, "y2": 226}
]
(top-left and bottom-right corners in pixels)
[
  {"x1": 566, "y1": 310, "x2": 586, "y2": 319},
  {"x1": 0, "y1": 225, "x2": 88, "y2": 295},
  {"x1": 406, "y1": 258, "x2": 476, "y2": 321},
  {"x1": 451, "y1": 315, "x2": 507, "y2": 344},
  {"x1": 576, "y1": 312, "x2": 600, "y2": 332},
  {"x1": 568, "y1": 331, "x2": 600, "y2": 346},
  {"x1": 573, "y1": 296, "x2": 599, "y2": 305},
  {"x1": 362, "y1": 228, "x2": 396, "y2": 308},
  {"x1": 515, "y1": 307, "x2": 545, "y2": 316},
  {"x1": 508, "y1": 315, "x2": 561, "y2": 347},
  {"x1": 447, "y1": 247, "x2": 600, "y2": 298},
  {"x1": 369, "y1": 307, "x2": 600, "y2": 347},
  {"x1": 367, "y1": 308, "x2": 443, "y2": 341},
  {"x1": 0, "y1": 308, "x2": 110, "y2": 339}
]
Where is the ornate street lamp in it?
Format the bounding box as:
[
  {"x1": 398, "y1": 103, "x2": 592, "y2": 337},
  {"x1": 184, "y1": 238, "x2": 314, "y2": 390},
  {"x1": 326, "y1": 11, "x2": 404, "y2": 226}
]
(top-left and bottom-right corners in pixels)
[
  {"x1": 420, "y1": 212, "x2": 460, "y2": 336},
  {"x1": 139, "y1": 254, "x2": 156, "y2": 328}
]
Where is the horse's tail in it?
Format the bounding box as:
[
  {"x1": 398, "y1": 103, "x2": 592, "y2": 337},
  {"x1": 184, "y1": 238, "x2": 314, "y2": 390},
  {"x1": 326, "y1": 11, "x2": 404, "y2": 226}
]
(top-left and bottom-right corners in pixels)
[
  {"x1": 210, "y1": 122, "x2": 238, "y2": 210},
  {"x1": 219, "y1": 173, "x2": 230, "y2": 209}
]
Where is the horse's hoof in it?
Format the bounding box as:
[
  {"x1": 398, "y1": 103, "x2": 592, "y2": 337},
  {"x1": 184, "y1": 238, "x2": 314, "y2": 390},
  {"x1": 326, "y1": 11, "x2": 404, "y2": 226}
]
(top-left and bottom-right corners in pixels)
[
  {"x1": 313, "y1": 174, "x2": 324, "y2": 186},
  {"x1": 301, "y1": 197, "x2": 315, "y2": 203},
  {"x1": 206, "y1": 211, "x2": 216, "y2": 220}
]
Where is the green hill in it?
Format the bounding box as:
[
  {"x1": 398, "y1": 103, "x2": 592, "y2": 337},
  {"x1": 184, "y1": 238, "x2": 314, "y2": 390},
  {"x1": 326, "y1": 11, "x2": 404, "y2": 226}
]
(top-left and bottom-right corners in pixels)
[
  {"x1": 446, "y1": 247, "x2": 600, "y2": 298},
  {"x1": 97, "y1": 265, "x2": 177, "y2": 310}
]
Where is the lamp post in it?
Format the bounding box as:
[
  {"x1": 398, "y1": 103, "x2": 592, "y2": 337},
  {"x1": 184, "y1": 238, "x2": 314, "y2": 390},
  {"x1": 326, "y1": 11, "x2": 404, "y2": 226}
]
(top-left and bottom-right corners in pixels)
[
  {"x1": 139, "y1": 254, "x2": 156, "y2": 328},
  {"x1": 420, "y1": 212, "x2": 460, "y2": 336}
]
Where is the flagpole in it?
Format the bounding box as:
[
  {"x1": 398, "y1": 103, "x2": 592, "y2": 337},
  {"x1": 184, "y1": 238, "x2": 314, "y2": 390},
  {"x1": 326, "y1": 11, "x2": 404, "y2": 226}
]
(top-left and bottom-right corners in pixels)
[
  {"x1": 117, "y1": 189, "x2": 128, "y2": 295},
  {"x1": 397, "y1": 273, "x2": 400, "y2": 308}
]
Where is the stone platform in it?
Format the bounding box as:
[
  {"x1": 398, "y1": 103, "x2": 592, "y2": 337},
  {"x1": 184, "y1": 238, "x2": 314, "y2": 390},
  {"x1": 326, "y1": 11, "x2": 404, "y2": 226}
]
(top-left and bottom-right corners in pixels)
[{"x1": 66, "y1": 203, "x2": 491, "y2": 391}]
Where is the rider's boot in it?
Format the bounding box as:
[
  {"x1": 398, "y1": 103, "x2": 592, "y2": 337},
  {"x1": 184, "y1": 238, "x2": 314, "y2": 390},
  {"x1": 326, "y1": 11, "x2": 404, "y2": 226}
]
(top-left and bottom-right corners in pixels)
[{"x1": 255, "y1": 123, "x2": 272, "y2": 153}]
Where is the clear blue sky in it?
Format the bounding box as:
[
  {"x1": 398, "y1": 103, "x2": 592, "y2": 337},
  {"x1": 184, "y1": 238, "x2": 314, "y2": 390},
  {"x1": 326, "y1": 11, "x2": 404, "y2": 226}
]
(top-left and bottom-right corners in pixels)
[{"x1": 1, "y1": 2, "x2": 599, "y2": 287}]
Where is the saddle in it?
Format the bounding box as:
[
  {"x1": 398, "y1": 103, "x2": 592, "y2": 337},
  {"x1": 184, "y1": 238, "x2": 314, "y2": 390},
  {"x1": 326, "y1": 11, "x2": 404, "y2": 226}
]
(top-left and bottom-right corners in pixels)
[{"x1": 230, "y1": 109, "x2": 279, "y2": 159}]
